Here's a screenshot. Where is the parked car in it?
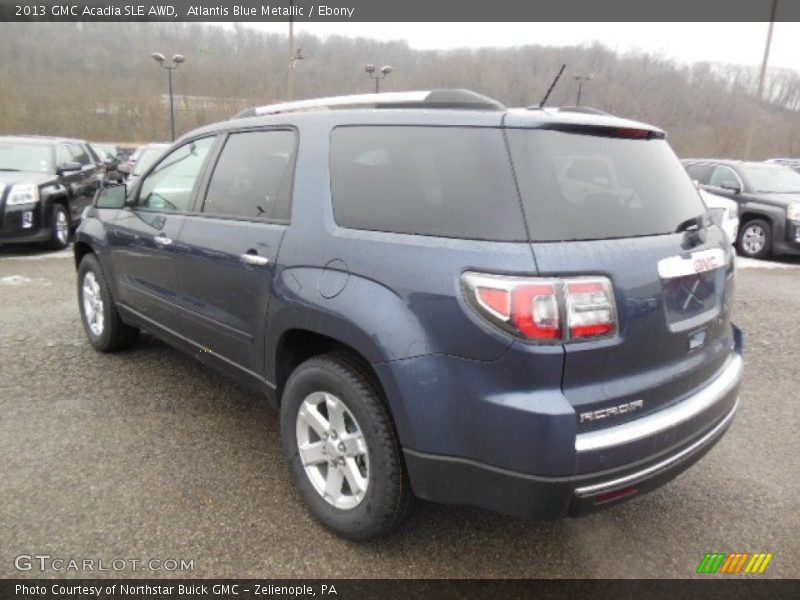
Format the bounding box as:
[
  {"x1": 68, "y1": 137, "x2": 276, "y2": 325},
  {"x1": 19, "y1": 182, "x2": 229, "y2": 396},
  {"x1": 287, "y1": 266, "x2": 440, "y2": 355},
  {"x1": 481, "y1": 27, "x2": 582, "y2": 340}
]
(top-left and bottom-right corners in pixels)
[
  {"x1": 699, "y1": 189, "x2": 739, "y2": 245},
  {"x1": 91, "y1": 143, "x2": 123, "y2": 183},
  {"x1": 0, "y1": 135, "x2": 103, "y2": 249},
  {"x1": 683, "y1": 159, "x2": 800, "y2": 259},
  {"x1": 75, "y1": 90, "x2": 743, "y2": 540},
  {"x1": 123, "y1": 143, "x2": 170, "y2": 190},
  {"x1": 765, "y1": 158, "x2": 800, "y2": 173},
  {"x1": 116, "y1": 145, "x2": 142, "y2": 177}
]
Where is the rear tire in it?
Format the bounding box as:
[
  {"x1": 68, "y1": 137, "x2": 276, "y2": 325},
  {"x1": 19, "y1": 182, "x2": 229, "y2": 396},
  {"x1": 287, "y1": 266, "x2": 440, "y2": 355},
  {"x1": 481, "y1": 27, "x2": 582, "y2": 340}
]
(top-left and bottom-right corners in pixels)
[
  {"x1": 280, "y1": 352, "x2": 411, "y2": 540},
  {"x1": 49, "y1": 204, "x2": 70, "y2": 250},
  {"x1": 737, "y1": 218, "x2": 771, "y2": 259},
  {"x1": 78, "y1": 253, "x2": 139, "y2": 352}
]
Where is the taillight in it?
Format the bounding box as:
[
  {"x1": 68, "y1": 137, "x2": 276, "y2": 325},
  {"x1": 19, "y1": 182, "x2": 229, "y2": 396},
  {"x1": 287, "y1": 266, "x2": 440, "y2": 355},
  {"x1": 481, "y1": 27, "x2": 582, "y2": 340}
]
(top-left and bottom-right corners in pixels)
[{"x1": 462, "y1": 273, "x2": 617, "y2": 343}]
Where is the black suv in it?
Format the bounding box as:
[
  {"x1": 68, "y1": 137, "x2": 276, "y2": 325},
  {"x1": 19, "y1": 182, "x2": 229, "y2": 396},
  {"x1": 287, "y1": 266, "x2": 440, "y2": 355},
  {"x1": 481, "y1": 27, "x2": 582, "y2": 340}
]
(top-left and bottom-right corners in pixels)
[
  {"x1": 0, "y1": 136, "x2": 103, "y2": 249},
  {"x1": 684, "y1": 159, "x2": 800, "y2": 259},
  {"x1": 75, "y1": 90, "x2": 742, "y2": 539}
]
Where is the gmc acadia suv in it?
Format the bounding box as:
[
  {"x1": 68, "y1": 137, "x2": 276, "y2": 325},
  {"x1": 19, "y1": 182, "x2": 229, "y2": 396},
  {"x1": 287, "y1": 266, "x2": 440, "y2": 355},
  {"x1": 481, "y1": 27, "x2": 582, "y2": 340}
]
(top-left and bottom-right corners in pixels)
[{"x1": 74, "y1": 90, "x2": 743, "y2": 539}]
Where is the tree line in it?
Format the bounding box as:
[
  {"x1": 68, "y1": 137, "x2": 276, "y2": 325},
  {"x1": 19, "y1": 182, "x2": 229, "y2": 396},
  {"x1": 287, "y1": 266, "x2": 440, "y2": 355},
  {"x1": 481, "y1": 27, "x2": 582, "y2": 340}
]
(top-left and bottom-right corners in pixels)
[{"x1": 0, "y1": 22, "x2": 799, "y2": 158}]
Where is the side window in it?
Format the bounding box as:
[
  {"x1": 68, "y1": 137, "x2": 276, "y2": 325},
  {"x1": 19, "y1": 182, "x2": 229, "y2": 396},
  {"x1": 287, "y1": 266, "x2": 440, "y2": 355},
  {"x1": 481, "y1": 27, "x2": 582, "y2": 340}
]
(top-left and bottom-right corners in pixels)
[
  {"x1": 203, "y1": 130, "x2": 296, "y2": 222},
  {"x1": 708, "y1": 166, "x2": 740, "y2": 189},
  {"x1": 138, "y1": 137, "x2": 215, "y2": 212},
  {"x1": 68, "y1": 143, "x2": 91, "y2": 166},
  {"x1": 55, "y1": 145, "x2": 72, "y2": 168},
  {"x1": 329, "y1": 126, "x2": 526, "y2": 241},
  {"x1": 685, "y1": 163, "x2": 713, "y2": 185}
]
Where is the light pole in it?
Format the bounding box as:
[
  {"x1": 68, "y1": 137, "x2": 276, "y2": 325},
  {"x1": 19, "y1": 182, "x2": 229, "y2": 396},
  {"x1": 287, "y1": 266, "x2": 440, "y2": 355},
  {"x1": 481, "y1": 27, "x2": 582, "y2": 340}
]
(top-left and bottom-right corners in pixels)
[
  {"x1": 150, "y1": 52, "x2": 185, "y2": 142},
  {"x1": 573, "y1": 74, "x2": 593, "y2": 106},
  {"x1": 365, "y1": 64, "x2": 393, "y2": 93},
  {"x1": 287, "y1": 1, "x2": 304, "y2": 100},
  {"x1": 745, "y1": 0, "x2": 779, "y2": 159}
]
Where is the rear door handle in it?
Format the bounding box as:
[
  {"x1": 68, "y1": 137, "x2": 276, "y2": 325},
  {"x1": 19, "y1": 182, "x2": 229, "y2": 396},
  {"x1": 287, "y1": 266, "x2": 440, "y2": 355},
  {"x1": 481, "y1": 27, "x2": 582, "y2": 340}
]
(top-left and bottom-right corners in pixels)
[
  {"x1": 153, "y1": 233, "x2": 173, "y2": 247},
  {"x1": 240, "y1": 253, "x2": 269, "y2": 267}
]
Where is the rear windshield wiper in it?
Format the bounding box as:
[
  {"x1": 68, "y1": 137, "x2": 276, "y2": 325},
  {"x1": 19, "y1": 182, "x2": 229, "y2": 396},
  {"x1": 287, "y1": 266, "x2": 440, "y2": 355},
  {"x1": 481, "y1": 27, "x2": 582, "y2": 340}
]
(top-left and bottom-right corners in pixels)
[
  {"x1": 675, "y1": 214, "x2": 705, "y2": 233},
  {"x1": 0, "y1": 168, "x2": 21, "y2": 172}
]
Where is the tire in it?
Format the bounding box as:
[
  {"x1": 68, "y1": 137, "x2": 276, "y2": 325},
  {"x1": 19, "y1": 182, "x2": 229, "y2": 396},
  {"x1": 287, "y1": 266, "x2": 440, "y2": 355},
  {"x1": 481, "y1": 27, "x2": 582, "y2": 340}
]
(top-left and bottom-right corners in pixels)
[
  {"x1": 77, "y1": 253, "x2": 139, "y2": 352},
  {"x1": 737, "y1": 218, "x2": 772, "y2": 259},
  {"x1": 49, "y1": 203, "x2": 70, "y2": 250},
  {"x1": 280, "y1": 352, "x2": 412, "y2": 540}
]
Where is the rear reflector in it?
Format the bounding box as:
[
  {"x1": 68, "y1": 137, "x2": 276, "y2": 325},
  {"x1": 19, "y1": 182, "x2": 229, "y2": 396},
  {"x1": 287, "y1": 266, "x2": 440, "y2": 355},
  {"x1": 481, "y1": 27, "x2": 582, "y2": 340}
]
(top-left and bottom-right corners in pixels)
[
  {"x1": 462, "y1": 273, "x2": 616, "y2": 343},
  {"x1": 594, "y1": 486, "x2": 638, "y2": 505}
]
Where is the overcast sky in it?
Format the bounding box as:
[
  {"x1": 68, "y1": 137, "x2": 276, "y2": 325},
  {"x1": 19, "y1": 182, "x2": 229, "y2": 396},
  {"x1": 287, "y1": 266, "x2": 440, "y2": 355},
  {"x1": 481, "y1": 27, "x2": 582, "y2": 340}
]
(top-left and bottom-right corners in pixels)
[{"x1": 237, "y1": 22, "x2": 800, "y2": 73}]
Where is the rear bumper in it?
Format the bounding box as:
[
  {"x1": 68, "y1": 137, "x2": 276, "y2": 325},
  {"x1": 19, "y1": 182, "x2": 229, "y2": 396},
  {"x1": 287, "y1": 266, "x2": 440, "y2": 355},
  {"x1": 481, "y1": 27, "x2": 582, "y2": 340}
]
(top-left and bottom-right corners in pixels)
[
  {"x1": 403, "y1": 346, "x2": 743, "y2": 520},
  {"x1": 405, "y1": 397, "x2": 737, "y2": 519}
]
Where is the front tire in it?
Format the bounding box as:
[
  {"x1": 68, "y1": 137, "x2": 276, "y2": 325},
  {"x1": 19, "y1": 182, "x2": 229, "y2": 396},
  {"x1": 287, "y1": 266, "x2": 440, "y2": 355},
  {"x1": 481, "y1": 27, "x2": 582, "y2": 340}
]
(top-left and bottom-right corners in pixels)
[
  {"x1": 78, "y1": 253, "x2": 139, "y2": 352},
  {"x1": 280, "y1": 353, "x2": 411, "y2": 540},
  {"x1": 737, "y1": 218, "x2": 772, "y2": 259},
  {"x1": 49, "y1": 204, "x2": 70, "y2": 250}
]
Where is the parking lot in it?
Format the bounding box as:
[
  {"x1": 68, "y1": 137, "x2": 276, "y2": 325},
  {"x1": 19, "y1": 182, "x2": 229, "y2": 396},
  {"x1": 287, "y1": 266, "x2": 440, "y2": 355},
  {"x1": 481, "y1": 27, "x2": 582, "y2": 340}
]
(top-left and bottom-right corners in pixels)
[{"x1": 0, "y1": 245, "x2": 798, "y2": 579}]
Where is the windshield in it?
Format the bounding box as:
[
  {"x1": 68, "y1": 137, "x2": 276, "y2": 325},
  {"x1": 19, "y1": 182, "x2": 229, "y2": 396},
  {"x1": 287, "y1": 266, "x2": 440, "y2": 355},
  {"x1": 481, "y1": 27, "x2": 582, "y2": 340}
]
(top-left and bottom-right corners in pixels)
[
  {"x1": 0, "y1": 142, "x2": 53, "y2": 174},
  {"x1": 739, "y1": 164, "x2": 800, "y2": 193},
  {"x1": 132, "y1": 147, "x2": 167, "y2": 175},
  {"x1": 506, "y1": 129, "x2": 705, "y2": 241},
  {"x1": 93, "y1": 144, "x2": 117, "y2": 159}
]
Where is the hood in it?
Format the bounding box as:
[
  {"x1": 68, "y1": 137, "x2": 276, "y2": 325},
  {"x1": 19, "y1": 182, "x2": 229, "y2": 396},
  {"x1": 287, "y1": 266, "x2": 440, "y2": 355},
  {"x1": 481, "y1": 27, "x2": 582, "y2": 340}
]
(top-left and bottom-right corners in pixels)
[
  {"x1": 746, "y1": 191, "x2": 800, "y2": 207},
  {"x1": 0, "y1": 171, "x2": 56, "y2": 187}
]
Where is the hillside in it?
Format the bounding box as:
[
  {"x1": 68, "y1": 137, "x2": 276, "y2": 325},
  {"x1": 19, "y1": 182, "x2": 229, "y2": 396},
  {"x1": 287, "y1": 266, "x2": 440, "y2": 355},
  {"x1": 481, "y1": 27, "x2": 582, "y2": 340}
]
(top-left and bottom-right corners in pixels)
[{"x1": 1, "y1": 21, "x2": 799, "y2": 158}]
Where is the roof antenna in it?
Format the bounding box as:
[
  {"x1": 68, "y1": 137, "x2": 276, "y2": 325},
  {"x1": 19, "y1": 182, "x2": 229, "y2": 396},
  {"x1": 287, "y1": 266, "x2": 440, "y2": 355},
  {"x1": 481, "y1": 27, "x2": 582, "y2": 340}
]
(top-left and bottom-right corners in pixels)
[{"x1": 538, "y1": 64, "x2": 566, "y2": 108}]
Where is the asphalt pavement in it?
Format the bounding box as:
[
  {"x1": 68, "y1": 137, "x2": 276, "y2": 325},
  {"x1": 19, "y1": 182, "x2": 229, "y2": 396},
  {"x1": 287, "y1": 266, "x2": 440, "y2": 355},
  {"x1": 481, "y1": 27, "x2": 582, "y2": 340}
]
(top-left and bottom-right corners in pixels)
[{"x1": 0, "y1": 245, "x2": 798, "y2": 578}]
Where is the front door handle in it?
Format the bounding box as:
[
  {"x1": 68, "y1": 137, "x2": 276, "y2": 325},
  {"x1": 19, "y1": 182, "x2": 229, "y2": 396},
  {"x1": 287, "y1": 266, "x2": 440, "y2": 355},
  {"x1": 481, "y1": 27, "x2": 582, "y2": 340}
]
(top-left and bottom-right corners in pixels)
[
  {"x1": 240, "y1": 253, "x2": 269, "y2": 267},
  {"x1": 153, "y1": 233, "x2": 173, "y2": 247}
]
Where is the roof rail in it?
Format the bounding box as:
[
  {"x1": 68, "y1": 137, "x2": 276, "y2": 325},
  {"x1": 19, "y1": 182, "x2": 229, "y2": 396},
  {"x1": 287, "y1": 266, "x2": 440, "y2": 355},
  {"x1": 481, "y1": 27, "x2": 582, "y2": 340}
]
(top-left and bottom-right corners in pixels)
[{"x1": 233, "y1": 89, "x2": 505, "y2": 118}]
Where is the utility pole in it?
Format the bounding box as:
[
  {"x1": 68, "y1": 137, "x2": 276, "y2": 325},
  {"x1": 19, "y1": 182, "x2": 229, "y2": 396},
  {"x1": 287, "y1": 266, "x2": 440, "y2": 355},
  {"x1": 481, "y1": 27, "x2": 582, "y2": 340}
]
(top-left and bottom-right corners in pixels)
[
  {"x1": 150, "y1": 53, "x2": 186, "y2": 142},
  {"x1": 288, "y1": 2, "x2": 294, "y2": 100},
  {"x1": 573, "y1": 74, "x2": 593, "y2": 106},
  {"x1": 745, "y1": 0, "x2": 778, "y2": 159}
]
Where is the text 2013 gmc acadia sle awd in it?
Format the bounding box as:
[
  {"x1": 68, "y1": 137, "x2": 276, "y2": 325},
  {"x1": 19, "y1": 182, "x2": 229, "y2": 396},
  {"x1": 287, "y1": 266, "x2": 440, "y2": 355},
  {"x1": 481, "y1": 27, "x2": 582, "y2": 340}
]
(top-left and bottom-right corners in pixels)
[{"x1": 74, "y1": 90, "x2": 743, "y2": 539}]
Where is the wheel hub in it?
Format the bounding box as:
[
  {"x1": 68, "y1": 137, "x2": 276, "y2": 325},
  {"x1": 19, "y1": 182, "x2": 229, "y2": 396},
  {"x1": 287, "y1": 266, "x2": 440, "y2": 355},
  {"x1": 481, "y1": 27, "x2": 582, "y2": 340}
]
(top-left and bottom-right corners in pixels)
[{"x1": 295, "y1": 391, "x2": 369, "y2": 510}]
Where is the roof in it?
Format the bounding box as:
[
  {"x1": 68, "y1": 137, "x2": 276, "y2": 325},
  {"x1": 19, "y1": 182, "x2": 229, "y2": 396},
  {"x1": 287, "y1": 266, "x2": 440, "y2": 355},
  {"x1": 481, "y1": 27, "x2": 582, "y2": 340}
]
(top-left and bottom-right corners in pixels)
[
  {"x1": 0, "y1": 135, "x2": 88, "y2": 145},
  {"x1": 180, "y1": 89, "x2": 664, "y2": 143}
]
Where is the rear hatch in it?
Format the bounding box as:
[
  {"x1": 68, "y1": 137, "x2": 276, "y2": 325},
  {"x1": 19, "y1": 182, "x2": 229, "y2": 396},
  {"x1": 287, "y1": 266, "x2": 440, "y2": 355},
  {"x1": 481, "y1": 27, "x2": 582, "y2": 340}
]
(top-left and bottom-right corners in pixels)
[{"x1": 504, "y1": 116, "x2": 736, "y2": 431}]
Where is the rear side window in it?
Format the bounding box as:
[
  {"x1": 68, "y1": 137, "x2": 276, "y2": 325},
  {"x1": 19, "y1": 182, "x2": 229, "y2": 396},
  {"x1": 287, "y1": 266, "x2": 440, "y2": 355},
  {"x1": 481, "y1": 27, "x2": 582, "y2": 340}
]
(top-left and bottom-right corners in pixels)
[
  {"x1": 330, "y1": 126, "x2": 526, "y2": 241},
  {"x1": 506, "y1": 129, "x2": 705, "y2": 241},
  {"x1": 204, "y1": 130, "x2": 296, "y2": 222}
]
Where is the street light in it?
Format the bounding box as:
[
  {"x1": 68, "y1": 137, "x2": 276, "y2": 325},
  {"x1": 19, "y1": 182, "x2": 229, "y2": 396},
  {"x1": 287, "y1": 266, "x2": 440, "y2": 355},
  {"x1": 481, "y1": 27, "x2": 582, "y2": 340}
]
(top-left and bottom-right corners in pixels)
[
  {"x1": 151, "y1": 52, "x2": 186, "y2": 142},
  {"x1": 573, "y1": 74, "x2": 593, "y2": 106},
  {"x1": 365, "y1": 64, "x2": 394, "y2": 93}
]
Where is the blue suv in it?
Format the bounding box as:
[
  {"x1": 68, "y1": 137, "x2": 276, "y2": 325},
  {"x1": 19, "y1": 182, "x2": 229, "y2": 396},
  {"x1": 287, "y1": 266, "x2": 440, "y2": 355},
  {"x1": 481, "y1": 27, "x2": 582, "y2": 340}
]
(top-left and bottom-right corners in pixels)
[{"x1": 75, "y1": 90, "x2": 743, "y2": 539}]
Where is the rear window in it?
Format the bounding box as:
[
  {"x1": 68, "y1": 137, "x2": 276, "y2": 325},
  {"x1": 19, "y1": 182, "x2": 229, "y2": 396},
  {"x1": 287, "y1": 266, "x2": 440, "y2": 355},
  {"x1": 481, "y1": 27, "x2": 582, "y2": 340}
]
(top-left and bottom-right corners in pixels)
[
  {"x1": 506, "y1": 129, "x2": 705, "y2": 241},
  {"x1": 330, "y1": 126, "x2": 527, "y2": 241}
]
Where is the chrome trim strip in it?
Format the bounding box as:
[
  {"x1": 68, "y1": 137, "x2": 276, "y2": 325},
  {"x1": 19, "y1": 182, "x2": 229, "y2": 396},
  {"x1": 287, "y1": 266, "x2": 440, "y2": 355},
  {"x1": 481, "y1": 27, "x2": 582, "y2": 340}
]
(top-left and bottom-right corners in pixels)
[
  {"x1": 574, "y1": 398, "x2": 738, "y2": 497},
  {"x1": 575, "y1": 353, "x2": 742, "y2": 453}
]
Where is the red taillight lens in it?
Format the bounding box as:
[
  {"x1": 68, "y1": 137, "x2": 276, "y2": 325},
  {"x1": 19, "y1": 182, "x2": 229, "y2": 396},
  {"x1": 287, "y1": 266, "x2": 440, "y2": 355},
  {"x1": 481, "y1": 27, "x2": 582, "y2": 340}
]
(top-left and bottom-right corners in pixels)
[
  {"x1": 463, "y1": 273, "x2": 616, "y2": 343},
  {"x1": 511, "y1": 284, "x2": 560, "y2": 339}
]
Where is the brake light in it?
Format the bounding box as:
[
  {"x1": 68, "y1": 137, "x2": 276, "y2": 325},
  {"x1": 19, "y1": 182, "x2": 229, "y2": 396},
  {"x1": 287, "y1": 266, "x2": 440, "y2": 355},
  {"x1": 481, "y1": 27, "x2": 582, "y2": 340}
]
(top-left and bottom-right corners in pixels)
[{"x1": 463, "y1": 273, "x2": 617, "y2": 343}]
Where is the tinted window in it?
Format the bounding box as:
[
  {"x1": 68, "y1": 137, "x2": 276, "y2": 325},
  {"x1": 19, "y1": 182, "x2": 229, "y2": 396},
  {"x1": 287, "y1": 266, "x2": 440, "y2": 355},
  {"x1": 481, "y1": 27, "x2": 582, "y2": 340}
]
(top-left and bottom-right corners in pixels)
[
  {"x1": 685, "y1": 163, "x2": 713, "y2": 184},
  {"x1": 138, "y1": 137, "x2": 215, "y2": 212},
  {"x1": 55, "y1": 145, "x2": 72, "y2": 168},
  {"x1": 68, "y1": 143, "x2": 91, "y2": 166},
  {"x1": 738, "y1": 163, "x2": 800, "y2": 193},
  {"x1": 0, "y1": 142, "x2": 53, "y2": 173},
  {"x1": 330, "y1": 126, "x2": 526, "y2": 241},
  {"x1": 132, "y1": 147, "x2": 168, "y2": 176},
  {"x1": 507, "y1": 129, "x2": 705, "y2": 241},
  {"x1": 203, "y1": 130, "x2": 296, "y2": 221},
  {"x1": 708, "y1": 166, "x2": 740, "y2": 189}
]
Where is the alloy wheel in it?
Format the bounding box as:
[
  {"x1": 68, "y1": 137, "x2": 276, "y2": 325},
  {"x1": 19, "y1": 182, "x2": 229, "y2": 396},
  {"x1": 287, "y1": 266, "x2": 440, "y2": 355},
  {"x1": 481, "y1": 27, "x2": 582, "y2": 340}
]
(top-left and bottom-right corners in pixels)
[{"x1": 81, "y1": 272, "x2": 105, "y2": 336}]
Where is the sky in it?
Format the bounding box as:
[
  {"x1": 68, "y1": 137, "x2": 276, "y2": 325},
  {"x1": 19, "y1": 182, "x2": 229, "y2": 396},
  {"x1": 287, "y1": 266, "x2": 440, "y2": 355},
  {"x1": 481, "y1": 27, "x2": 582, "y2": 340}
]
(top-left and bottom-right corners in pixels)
[{"x1": 236, "y1": 22, "x2": 800, "y2": 73}]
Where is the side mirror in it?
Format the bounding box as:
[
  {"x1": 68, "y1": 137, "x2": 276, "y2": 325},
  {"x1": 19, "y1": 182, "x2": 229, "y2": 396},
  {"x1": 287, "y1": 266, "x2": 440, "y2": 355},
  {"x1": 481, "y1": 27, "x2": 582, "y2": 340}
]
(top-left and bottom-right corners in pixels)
[
  {"x1": 94, "y1": 183, "x2": 127, "y2": 209},
  {"x1": 57, "y1": 161, "x2": 82, "y2": 175},
  {"x1": 720, "y1": 182, "x2": 742, "y2": 194}
]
